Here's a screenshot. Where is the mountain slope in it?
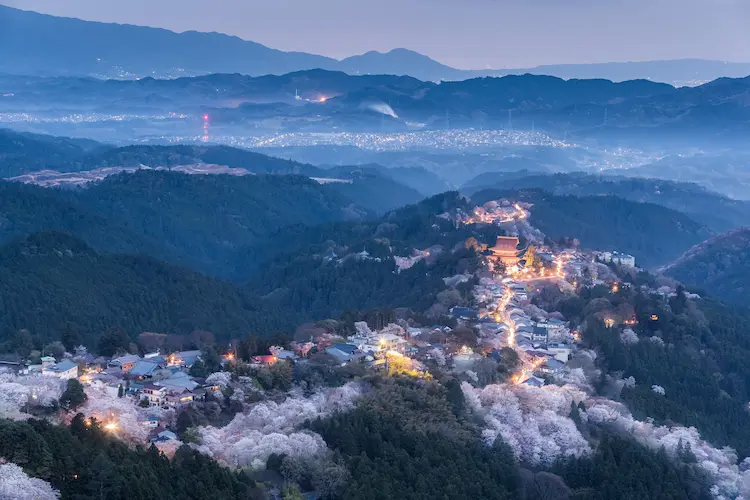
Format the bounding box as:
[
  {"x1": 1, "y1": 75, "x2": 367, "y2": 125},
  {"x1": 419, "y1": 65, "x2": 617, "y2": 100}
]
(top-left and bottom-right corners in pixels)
[
  {"x1": 0, "y1": 133, "x2": 328, "y2": 178},
  {"x1": 58, "y1": 144, "x2": 326, "y2": 176},
  {"x1": 0, "y1": 5, "x2": 335, "y2": 77},
  {"x1": 3, "y1": 6, "x2": 750, "y2": 85},
  {"x1": 472, "y1": 188, "x2": 713, "y2": 268},
  {"x1": 238, "y1": 192, "x2": 493, "y2": 319},
  {"x1": 0, "y1": 128, "x2": 103, "y2": 177},
  {"x1": 664, "y1": 228, "x2": 750, "y2": 304},
  {"x1": 337, "y1": 49, "x2": 463, "y2": 80},
  {"x1": 0, "y1": 231, "x2": 296, "y2": 346},
  {"x1": 322, "y1": 165, "x2": 425, "y2": 213},
  {"x1": 0, "y1": 170, "x2": 364, "y2": 278}
]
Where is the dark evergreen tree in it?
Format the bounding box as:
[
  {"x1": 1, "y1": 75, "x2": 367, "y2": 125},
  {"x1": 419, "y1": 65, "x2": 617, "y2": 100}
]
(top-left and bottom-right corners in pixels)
[{"x1": 59, "y1": 379, "x2": 87, "y2": 410}]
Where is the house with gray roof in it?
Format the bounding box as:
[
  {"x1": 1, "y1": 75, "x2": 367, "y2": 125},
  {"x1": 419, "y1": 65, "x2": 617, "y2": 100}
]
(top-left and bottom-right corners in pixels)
[
  {"x1": 325, "y1": 347, "x2": 352, "y2": 365},
  {"x1": 128, "y1": 360, "x2": 161, "y2": 379},
  {"x1": 43, "y1": 359, "x2": 79, "y2": 380}
]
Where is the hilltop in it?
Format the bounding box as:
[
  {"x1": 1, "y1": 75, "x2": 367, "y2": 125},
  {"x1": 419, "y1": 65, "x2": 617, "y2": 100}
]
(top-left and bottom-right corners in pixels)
[{"x1": 664, "y1": 228, "x2": 750, "y2": 305}]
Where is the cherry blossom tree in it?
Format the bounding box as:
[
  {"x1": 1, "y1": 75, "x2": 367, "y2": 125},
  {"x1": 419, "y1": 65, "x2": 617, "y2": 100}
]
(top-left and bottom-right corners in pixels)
[
  {"x1": 619, "y1": 328, "x2": 639, "y2": 345},
  {"x1": 463, "y1": 382, "x2": 590, "y2": 467},
  {"x1": 195, "y1": 382, "x2": 363, "y2": 469},
  {"x1": 354, "y1": 321, "x2": 372, "y2": 337},
  {"x1": 269, "y1": 346, "x2": 284, "y2": 357},
  {"x1": 0, "y1": 373, "x2": 64, "y2": 418},
  {"x1": 652, "y1": 385, "x2": 666, "y2": 395},
  {"x1": 291, "y1": 342, "x2": 314, "y2": 358},
  {"x1": 429, "y1": 348, "x2": 446, "y2": 367},
  {"x1": 0, "y1": 462, "x2": 59, "y2": 500},
  {"x1": 205, "y1": 371, "x2": 232, "y2": 389}
]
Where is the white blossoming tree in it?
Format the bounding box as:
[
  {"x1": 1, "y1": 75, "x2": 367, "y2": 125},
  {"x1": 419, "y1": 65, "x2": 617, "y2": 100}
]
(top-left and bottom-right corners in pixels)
[
  {"x1": 0, "y1": 462, "x2": 59, "y2": 500},
  {"x1": 196, "y1": 382, "x2": 363, "y2": 469}
]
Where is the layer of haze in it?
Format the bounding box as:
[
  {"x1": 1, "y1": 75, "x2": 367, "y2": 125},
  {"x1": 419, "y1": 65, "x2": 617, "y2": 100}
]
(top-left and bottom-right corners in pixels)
[{"x1": 3, "y1": 0, "x2": 750, "y2": 69}]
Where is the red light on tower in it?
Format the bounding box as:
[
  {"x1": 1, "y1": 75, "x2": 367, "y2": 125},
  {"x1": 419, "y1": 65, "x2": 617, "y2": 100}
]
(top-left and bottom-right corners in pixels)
[{"x1": 201, "y1": 113, "x2": 210, "y2": 142}]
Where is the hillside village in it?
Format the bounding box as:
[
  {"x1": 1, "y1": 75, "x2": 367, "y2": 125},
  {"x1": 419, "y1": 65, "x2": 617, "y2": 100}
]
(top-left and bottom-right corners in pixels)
[
  {"x1": 0, "y1": 197, "x2": 682, "y2": 456},
  {"x1": 6, "y1": 193, "x2": 747, "y2": 500}
]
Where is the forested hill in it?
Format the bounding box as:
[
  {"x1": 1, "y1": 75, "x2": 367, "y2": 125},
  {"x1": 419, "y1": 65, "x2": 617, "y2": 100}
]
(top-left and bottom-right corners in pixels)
[
  {"x1": 0, "y1": 127, "x2": 103, "y2": 177},
  {"x1": 238, "y1": 192, "x2": 506, "y2": 319},
  {"x1": 0, "y1": 170, "x2": 365, "y2": 278},
  {"x1": 54, "y1": 144, "x2": 326, "y2": 177},
  {"x1": 664, "y1": 228, "x2": 750, "y2": 305},
  {"x1": 0, "y1": 129, "x2": 323, "y2": 178},
  {"x1": 0, "y1": 231, "x2": 296, "y2": 349},
  {"x1": 0, "y1": 128, "x2": 425, "y2": 213},
  {"x1": 472, "y1": 188, "x2": 712, "y2": 268},
  {"x1": 321, "y1": 165, "x2": 424, "y2": 214}
]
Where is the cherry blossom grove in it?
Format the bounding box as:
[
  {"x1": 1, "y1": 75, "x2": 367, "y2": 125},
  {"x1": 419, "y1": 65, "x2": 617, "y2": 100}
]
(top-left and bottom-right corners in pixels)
[
  {"x1": 464, "y1": 376, "x2": 750, "y2": 500},
  {"x1": 79, "y1": 386, "x2": 170, "y2": 443},
  {"x1": 585, "y1": 399, "x2": 750, "y2": 500},
  {"x1": 195, "y1": 382, "x2": 363, "y2": 469},
  {"x1": 0, "y1": 371, "x2": 64, "y2": 419},
  {"x1": 0, "y1": 462, "x2": 59, "y2": 500},
  {"x1": 462, "y1": 381, "x2": 590, "y2": 466}
]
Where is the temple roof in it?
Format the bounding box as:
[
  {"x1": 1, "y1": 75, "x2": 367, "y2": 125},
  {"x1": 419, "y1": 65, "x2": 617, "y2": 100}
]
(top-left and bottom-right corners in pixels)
[{"x1": 492, "y1": 236, "x2": 520, "y2": 252}]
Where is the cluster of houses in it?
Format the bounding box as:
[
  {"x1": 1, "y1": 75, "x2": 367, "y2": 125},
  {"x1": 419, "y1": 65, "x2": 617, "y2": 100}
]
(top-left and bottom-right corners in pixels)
[
  {"x1": 320, "y1": 322, "x2": 435, "y2": 372},
  {"x1": 471, "y1": 275, "x2": 576, "y2": 387},
  {"x1": 88, "y1": 350, "x2": 221, "y2": 407},
  {"x1": 18, "y1": 349, "x2": 223, "y2": 412},
  {"x1": 254, "y1": 322, "x2": 457, "y2": 376},
  {"x1": 463, "y1": 201, "x2": 527, "y2": 226}
]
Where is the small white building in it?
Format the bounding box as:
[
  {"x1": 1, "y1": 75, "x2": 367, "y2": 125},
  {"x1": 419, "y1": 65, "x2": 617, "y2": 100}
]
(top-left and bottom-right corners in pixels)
[
  {"x1": 544, "y1": 344, "x2": 572, "y2": 363},
  {"x1": 599, "y1": 251, "x2": 636, "y2": 268},
  {"x1": 141, "y1": 384, "x2": 168, "y2": 405},
  {"x1": 42, "y1": 359, "x2": 78, "y2": 380}
]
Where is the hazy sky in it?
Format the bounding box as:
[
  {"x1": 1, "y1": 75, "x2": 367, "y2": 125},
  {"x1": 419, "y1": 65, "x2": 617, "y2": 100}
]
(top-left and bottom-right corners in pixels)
[{"x1": 4, "y1": 0, "x2": 750, "y2": 69}]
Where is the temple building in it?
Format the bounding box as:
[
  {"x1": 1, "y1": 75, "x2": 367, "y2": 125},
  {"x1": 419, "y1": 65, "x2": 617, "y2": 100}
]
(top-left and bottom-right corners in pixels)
[{"x1": 491, "y1": 236, "x2": 521, "y2": 266}]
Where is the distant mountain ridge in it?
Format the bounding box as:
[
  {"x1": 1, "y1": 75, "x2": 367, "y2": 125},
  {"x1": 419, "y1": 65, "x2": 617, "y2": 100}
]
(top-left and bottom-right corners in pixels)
[
  {"x1": 0, "y1": 131, "x2": 425, "y2": 213},
  {"x1": 2, "y1": 5, "x2": 749, "y2": 85},
  {"x1": 5, "y1": 69, "x2": 750, "y2": 146}
]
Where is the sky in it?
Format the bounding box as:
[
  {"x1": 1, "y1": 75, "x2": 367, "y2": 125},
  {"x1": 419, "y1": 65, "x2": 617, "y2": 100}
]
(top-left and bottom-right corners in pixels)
[{"x1": 3, "y1": 0, "x2": 750, "y2": 69}]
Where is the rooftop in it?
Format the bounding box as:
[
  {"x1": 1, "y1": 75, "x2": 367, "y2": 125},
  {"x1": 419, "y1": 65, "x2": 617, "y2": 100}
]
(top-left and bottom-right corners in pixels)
[{"x1": 49, "y1": 359, "x2": 77, "y2": 372}]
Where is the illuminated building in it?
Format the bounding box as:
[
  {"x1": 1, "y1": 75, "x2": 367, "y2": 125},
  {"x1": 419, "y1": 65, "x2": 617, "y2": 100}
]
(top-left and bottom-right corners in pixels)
[{"x1": 491, "y1": 236, "x2": 521, "y2": 266}]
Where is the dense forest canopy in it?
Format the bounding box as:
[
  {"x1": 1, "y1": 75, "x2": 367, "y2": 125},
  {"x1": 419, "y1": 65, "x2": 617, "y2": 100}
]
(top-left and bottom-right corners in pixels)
[
  {"x1": 0, "y1": 171, "x2": 363, "y2": 278},
  {"x1": 665, "y1": 228, "x2": 750, "y2": 305},
  {"x1": 0, "y1": 231, "x2": 296, "y2": 348},
  {"x1": 561, "y1": 280, "x2": 750, "y2": 459},
  {"x1": 0, "y1": 416, "x2": 257, "y2": 500}
]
